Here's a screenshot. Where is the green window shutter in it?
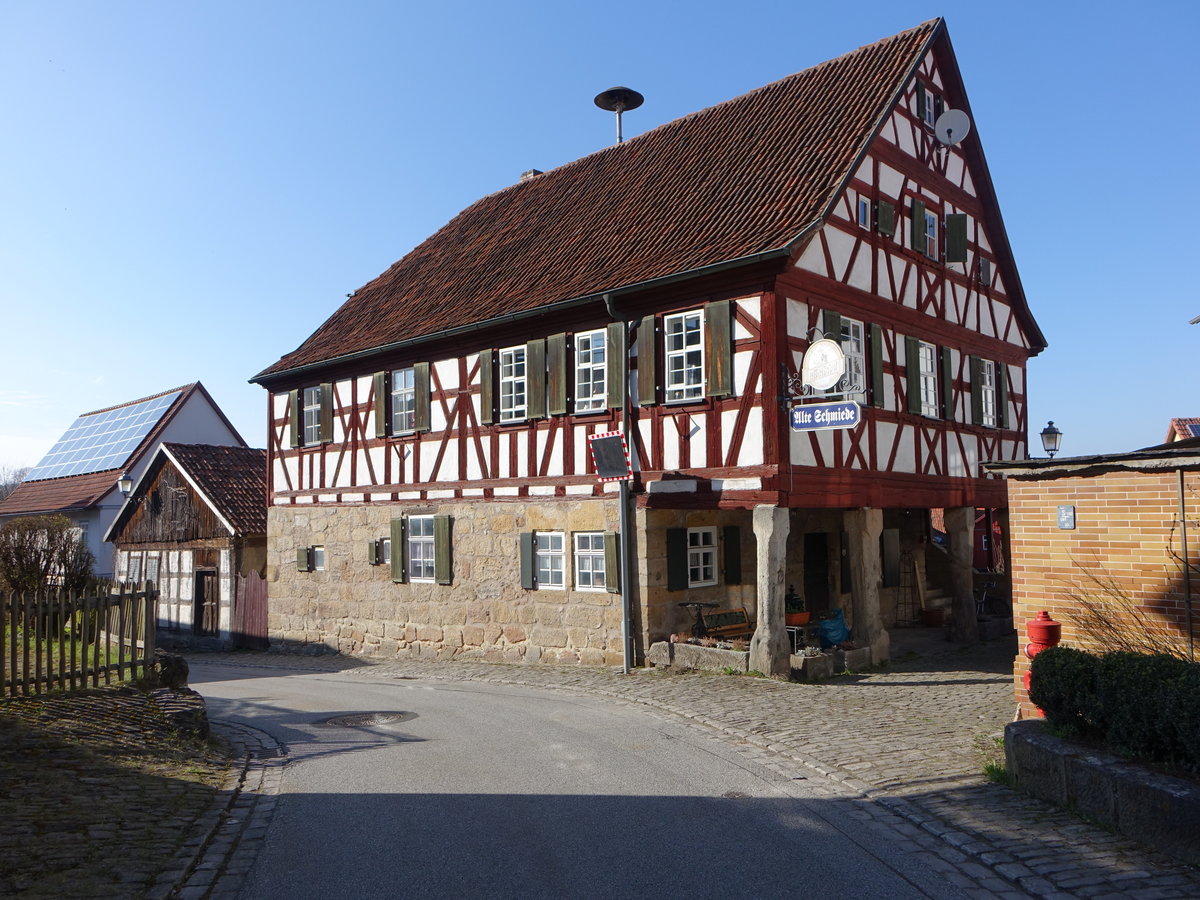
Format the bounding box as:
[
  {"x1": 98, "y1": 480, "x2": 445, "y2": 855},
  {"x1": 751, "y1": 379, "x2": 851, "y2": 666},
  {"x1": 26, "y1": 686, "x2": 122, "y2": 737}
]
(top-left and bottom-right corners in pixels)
[
  {"x1": 911, "y1": 199, "x2": 927, "y2": 255},
  {"x1": 604, "y1": 531, "x2": 620, "y2": 593},
  {"x1": 526, "y1": 339, "x2": 546, "y2": 419},
  {"x1": 969, "y1": 356, "x2": 984, "y2": 425},
  {"x1": 905, "y1": 336, "x2": 922, "y2": 414},
  {"x1": 368, "y1": 540, "x2": 380, "y2": 566},
  {"x1": 636, "y1": 317, "x2": 658, "y2": 407},
  {"x1": 996, "y1": 362, "x2": 1009, "y2": 429},
  {"x1": 723, "y1": 526, "x2": 742, "y2": 585},
  {"x1": 877, "y1": 200, "x2": 895, "y2": 237},
  {"x1": 434, "y1": 515, "x2": 452, "y2": 585},
  {"x1": 934, "y1": 95, "x2": 944, "y2": 121},
  {"x1": 319, "y1": 382, "x2": 334, "y2": 443},
  {"x1": 705, "y1": 299, "x2": 733, "y2": 399},
  {"x1": 666, "y1": 528, "x2": 687, "y2": 592},
  {"x1": 547, "y1": 333, "x2": 567, "y2": 416},
  {"x1": 288, "y1": 390, "x2": 301, "y2": 448},
  {"x1": 479, "y1": 349, "x2": 494, "y2": 425},
  {"x1": 519, "y1": 532, "x2": 535, "y2": 590},
  {"x1": 821, "y1": 309, "x2": 842, "y2": 341},
  {"x1": 945, "y1": 214, "x2": 967, "y2": 263},
  {"x1": 373, "y1": 372, "x2": 388, "y2": 438},
  {"x1": 916, "y1": 83, "x2": 927, "y2": 122},
  {"x1": 414, "y1": 362, "x2": 431, "y2": 432},
  {"x1": 606, "y1": 322, "x2": 626, "y2": 410},
  {"x1": 390, "y1": 518, "x2": 407, "y2": 583},
  {"x1": 296, "y1": 547, "x2": 311, "y2": 572},
  {"x1": 940, "y1": 348, "x2": 954, "y2": 420},
  {"x1": 869, "y1": 323, "x2": 885, "y2": 408}
]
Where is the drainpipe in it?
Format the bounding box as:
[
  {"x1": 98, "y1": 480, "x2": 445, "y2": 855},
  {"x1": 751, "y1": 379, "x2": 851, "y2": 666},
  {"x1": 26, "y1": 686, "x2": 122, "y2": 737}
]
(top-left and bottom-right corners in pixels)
[
  {"x1": 604, "y1": 292, "x2": 638, "y2": 674},
  {"x1": 1179, "y1": 469, "x2": 1194, "y2": 661}
]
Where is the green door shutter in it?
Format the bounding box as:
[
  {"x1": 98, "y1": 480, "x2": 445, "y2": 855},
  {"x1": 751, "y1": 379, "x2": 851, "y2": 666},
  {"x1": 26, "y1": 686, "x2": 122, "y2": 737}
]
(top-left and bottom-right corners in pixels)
[
  {"x1": 373, "y1": 372, "x2": 388, "y2": 438},
  {"x1": 905, "y1": 336, "x2": 922, "y2": 414},
  {"x1": 604, "y1": 531, "x2": 620, "y2": 593},
  {"x1": 969, "y1": 356, "x2": 984, "y2": 425},
  {"x1": 414, "y1": 362, "x2": 431, "y2": 432},
  {"x1": 637, "y1": 317, "x2": 658, "y2": 407},
  {"x1": 877, "y1": 200, "x2": 895, "y2": 237},
  {"x1": 911, "y1": 199, "x2": 927, "y2": 256},
  {"x1": 945, "y1": 213, "x2": 967, "y2": 263},
  {"x1": 606, "y1": 322, "x2": 626, "y2": 410},
  {"x1": 940, "y1": 348, "x2": 954, "y2": 420},
  {"x1": 390, "y1": 518, "x2": 407, "y2": 583},
  {"x1": 869, "y1": 323, "x2": 885, "y2": 408},
  {"x1": 666, "y1": 528, "x2": 687, "y2": 591},
  {"x1": 705, "y1": 299, "x2": 733, "y2": 399},
  {"x1": 479, "y1": 349, "x2": 494, "y2": 426},
  {"x1": 434, "y1": 515, "x2": 452, "y2": 585},
  {"x1": 723, "y1": 526, "x2": 741, "y2": 585},
  {"x1": 288, "y1": 390, "x2": 301, "y2": 448},
  {"x1": 519, "y1": 532, "x2": 535, "y2": 589},
  {"x1": 547, "y1": 333, "x2": 568, "y2": 416}
]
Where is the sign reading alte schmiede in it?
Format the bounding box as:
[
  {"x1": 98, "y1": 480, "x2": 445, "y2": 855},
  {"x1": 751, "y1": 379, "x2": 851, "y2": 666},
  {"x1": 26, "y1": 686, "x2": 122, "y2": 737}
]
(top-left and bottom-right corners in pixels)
[{"x1": 789, "y1": 401, "x2": 862, "y2": 431}]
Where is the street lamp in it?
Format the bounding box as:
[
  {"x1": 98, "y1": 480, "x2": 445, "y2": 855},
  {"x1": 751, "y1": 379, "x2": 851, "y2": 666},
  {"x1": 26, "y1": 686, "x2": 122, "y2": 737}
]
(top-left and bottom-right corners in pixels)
[
  {"x1": 1039, "y1": 421, "x2": 1062, "y2": 458},
  {"x1": 117, "y1": 472, "x2": 133, "y2": 496}
]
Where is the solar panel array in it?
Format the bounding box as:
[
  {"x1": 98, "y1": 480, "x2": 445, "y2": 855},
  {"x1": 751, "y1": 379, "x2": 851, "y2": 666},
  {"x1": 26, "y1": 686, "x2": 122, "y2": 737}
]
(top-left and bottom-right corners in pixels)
[
  {"x1": 1189, "y1": 424, "x2": 1200, "y2": 438},
  {"x1": 25, "y1": 390, "x2": 182, "y2": 481}
]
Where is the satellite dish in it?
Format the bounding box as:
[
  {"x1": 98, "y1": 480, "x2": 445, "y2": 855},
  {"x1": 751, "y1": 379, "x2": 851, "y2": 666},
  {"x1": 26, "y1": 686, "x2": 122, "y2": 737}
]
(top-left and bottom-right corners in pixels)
[
  {"x1": 934, "y1": 108, "x2": 971, "y2": 146},
  {"x1": 594, "y1": 86, "x2": 644, "y2": 143}
]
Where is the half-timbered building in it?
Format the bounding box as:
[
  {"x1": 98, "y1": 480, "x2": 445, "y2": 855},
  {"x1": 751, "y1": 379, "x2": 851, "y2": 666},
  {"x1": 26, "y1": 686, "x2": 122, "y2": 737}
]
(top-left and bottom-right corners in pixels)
[{"x1": 253, "y1": 19, "x2": 1044, "y2": 672}]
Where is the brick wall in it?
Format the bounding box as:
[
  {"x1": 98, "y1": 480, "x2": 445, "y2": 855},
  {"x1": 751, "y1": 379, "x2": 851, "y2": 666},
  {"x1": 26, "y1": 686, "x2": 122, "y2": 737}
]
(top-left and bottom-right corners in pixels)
[{"x1": 1008, "y1": 468, "x2": 1199, "y2": 715}]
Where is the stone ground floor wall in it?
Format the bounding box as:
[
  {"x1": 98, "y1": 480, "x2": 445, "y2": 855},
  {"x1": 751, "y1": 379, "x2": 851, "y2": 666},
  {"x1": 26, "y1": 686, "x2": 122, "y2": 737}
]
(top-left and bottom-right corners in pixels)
[{"x1": 267, "y1": 499, "x2": 626, "y2": 665}]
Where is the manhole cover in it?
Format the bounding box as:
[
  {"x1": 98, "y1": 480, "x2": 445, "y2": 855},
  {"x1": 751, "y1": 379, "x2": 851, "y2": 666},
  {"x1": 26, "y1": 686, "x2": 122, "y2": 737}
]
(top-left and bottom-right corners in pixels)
[{"x1": 321, "y1": 711, "x2": 416, "y2": 728}]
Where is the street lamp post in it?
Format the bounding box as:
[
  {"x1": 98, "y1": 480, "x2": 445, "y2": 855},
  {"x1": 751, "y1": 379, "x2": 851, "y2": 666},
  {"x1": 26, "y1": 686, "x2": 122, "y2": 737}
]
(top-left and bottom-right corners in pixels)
[{"x1": 1039, "y1": 421, "x2": 1062, "y2": 458}]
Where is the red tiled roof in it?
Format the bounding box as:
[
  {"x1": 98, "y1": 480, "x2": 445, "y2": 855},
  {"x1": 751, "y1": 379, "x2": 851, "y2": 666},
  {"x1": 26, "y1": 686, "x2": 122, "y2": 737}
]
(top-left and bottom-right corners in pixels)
[
  {"x1": 1167, "y1": 418, "x2": 1200, "y2": 442},
  {"x1": 163, "y1": 444, "x2": 267, "y2": 536},
  {"x1": 257, "y1": 21, "x2": 943, "y2": 380},
  {"x1": 0, "y1": 470, "x2": 121, "y2": 516}
]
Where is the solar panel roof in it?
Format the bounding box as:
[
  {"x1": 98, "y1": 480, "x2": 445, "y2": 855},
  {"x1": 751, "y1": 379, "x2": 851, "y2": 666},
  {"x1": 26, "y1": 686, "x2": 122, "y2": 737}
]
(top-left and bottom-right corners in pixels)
[
  {"x1": 1189, "y1": 424, "x2": 1200, "y2": 438},
  {"x1": 26, "y1": 390, "x2": 182, "y2": 481}
]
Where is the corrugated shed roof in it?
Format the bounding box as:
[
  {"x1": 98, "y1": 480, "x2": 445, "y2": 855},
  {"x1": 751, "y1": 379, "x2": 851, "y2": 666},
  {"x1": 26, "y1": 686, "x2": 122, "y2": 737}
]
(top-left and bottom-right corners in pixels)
[
  {"x1": 163, "y1": 444, "x2": 268, "y2": 536},
  {"x1": 257, "y1": 20, "x2": 942, "y2": 380}
]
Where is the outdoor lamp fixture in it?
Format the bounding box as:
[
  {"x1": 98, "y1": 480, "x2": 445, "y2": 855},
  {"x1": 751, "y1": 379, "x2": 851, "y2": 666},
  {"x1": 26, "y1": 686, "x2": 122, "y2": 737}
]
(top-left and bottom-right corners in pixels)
[
  {"x1": 1039, "y1": 421, "x2": 1062, "y2": 458},
  {"x1": 117, "y1": 472, "x2": 133, "y2": 496}
]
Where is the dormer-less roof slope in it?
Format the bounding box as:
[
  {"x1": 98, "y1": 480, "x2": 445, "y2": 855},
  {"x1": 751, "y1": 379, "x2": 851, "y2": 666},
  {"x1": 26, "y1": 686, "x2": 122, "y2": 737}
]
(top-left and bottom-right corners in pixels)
[
  {"x1": 256, "y1": 19, "x2": 1041, "y2": 384},
  {"x1": 1166, "y1": 417, "x2": 1200, "y2": 442},
  {"x1": 161, "y1": 444, "x2": 268, "y2": 536}
]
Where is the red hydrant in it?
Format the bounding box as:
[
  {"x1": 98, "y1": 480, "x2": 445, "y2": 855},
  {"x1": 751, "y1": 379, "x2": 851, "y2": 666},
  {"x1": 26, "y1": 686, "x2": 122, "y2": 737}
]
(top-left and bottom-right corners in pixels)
[{"x1": 1022, "y1": 610, "x2": 1062, "y2": 717}]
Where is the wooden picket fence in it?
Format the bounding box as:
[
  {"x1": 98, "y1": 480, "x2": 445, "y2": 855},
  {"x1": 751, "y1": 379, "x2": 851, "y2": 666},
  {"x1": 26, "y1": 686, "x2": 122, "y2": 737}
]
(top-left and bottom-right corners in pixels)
[{"x1": 1, "y1": 582, "x2": 157, "y2": 698}]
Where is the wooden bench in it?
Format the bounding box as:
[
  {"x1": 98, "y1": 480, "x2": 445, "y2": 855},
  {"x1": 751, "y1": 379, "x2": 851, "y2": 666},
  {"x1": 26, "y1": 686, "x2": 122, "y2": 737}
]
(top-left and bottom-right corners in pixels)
[{"x1": 700, "y1": 606, "x2": 755, "y2": 640}]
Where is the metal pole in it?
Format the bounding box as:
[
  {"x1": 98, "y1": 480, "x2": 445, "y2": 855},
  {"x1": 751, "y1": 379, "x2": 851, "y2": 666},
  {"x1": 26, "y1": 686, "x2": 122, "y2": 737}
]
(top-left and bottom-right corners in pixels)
[
  {"x1": 1179, "y1": 469, "x2": 1194, "y2": 661},
  {"x1": 619, "y1": 478, "x2": 633, "y2": 673}
]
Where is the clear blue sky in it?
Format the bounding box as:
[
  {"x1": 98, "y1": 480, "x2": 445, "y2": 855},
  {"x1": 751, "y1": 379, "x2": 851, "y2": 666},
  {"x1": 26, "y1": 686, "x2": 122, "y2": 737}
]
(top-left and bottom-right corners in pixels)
[{"x1": 2, "y1": 1, "x2": 1197, "y2": 470}]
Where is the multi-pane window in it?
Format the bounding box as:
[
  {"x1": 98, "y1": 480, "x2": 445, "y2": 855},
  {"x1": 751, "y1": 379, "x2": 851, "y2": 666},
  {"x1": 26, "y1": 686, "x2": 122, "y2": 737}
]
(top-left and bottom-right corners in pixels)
[
  {"x1": 302, "y1": 386, "x2": 323, "y2": 445},
  {"x1": 923, "y1": 210, "x2": 938, "y2": 259},
  {"x1": 837, "y1": 317, "x2": 866, "y2": 398},
  {"x1": 573, "y1": 532, "x2": 606, "y2": 591},
  {"x1": 391, "y1": 367, "x2": 416, "y2": 434},
  {"x1": 499, "y1": 346, "x2": 527, "y2": 422},
  {"x1": 536, "y1": 532, "x2": 565, "y2": 588},
  {"x1": 380, "y1": 537, "x2": 391, "y2": 565},
  {"x1": 917, "y1": 341, "x2": 939, "y2": 417},
  {"x1": 146, "y1": 557, "x2": 160, "y2": 586},
  {"x1": 128, "y1": 554, "x2": 142, "y2": 584},
  {"x1": 574, "y1": 330, "x2": 607, "y2": 413},
  {"x1": 687, "y1": 528, "x2": 717, "y2": 587},
  {"x1": 664, "y1": 311, "x2": 704, "y2": 403},
  {"x1": 979, "y1": 359, "x2": 997, "y2": 427},
  {"x1": 408, "y1": 516, "x2": 435, "y2": 581},
  {"x1": 856, "y1": 194, "x2": 871, "y2": 229}
]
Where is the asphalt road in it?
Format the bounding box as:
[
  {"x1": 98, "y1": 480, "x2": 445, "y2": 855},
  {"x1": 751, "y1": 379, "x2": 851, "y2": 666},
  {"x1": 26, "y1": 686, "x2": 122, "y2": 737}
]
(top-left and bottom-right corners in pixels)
[{"x1": 191, "y1": 662, "x2": 969, "y2": 899}]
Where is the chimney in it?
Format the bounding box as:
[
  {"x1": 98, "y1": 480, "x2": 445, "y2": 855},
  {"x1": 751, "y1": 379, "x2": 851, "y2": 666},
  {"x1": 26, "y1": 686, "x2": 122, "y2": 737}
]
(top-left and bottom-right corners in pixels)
[{"x1": 520, "y1": 169, "x2": 543, "y2": 183}]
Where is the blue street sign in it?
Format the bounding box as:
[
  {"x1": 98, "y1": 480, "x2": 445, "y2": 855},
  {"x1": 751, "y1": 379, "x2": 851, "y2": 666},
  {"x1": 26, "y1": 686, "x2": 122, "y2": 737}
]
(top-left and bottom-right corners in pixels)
[{"x1": 789, "y1": 401, "x2": 862, "y2": 431}]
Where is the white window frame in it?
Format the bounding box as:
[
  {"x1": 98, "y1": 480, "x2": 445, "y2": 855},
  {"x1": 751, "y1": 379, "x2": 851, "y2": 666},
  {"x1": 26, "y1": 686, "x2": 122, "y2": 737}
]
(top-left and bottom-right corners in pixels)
[
  {"x1": 312, "y1": 545, "x2": 326, "y2": 571},
  {"x1": 499, "y1": 346, "x2": 527, "y2": 422},
  {"x1": 380, "y1": 537, "x2": 391, "y2": 566},
  {"x1": 407, "y1": 516, "x2": 435, "y2": 582},
  {"x1": 923, "y1": 210, "x2": 938, "y2": 260},
  {"x1": 979, "y1": 359, "x2": 997, "y2": 428},
  {"x1": 128, "y1": 554, "x2": 143, "y2": 585},
  {"x1": 664, "y1": 311, "x2": 704, "y2": 403},
  {"x1": 573, "y1": 532, "x2": 606, "y2": 592},
  {"x1": 918, "y1": 341, "x2": 939, "y2": 418},
  {"x1": 921, "y1": 85, "x2": 938, "y2": 126},
  {"x1": 856, "y1": 194, "x2": 871, "y2": 229},
  {"x1": 836, "y1": 316, "x2": 866, "y2": 399},
  {"x1": 574, "y1": 330, "x2": 607, "y2": 413},
  {"x1": 687, "y1": 527, "x2": 718, "y2": 587},
  {"x1": 302, "y1": 386, "x2": 322, "y2": 445},
  {"x1": 535, "y1": 531, "x2": 565, "y2": 589},
  {"x1": 391, "y1": 366, "x2": 416, "y2": 434}
]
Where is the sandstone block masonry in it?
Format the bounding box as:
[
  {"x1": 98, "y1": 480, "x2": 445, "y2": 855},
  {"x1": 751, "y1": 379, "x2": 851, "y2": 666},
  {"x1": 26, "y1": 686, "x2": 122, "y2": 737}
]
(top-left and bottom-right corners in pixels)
[{"x1": 266, "y1": 499, "x2": 625, "y2": 665}]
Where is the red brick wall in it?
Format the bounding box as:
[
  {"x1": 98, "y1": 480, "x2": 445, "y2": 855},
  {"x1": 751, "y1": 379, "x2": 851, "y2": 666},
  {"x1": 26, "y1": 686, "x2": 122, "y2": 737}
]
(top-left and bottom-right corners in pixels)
[{"x1": 1008, "y1": 469, "x2": 1199, "y2": 715}]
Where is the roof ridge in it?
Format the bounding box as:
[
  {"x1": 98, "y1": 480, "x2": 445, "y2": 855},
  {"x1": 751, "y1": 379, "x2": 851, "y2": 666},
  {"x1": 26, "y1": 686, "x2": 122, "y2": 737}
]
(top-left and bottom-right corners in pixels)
[{"x1": 81, "y1": 383, "x2": 196, "y2": 418}]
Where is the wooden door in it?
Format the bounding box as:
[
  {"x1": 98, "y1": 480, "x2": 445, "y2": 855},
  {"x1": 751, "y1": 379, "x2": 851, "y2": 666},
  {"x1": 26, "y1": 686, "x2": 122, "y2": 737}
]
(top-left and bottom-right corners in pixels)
[
  {"x1": 194, "y1": 570, "x2": 219, "y2": 636},
  {"x1": 233, "y1": 571, "x2": 269, "y2": 650}
]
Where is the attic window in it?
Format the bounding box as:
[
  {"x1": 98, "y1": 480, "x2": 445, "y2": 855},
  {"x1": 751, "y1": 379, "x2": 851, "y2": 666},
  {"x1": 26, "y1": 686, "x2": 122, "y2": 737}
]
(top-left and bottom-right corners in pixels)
[
  {"x1": 856, "y1": 194, "x2": 871, "y2": 229},
  {"x1": 979, "y1": 257, "x2": 992, "y2": 286},
  {"x1": 916, "y1": 83, "x2": 943, "y2": 128}
]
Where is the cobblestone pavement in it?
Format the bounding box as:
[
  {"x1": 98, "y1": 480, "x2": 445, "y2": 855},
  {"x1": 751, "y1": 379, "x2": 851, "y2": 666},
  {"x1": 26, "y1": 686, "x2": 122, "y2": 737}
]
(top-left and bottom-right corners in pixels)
[{"x1": 188, "y1": 633, "x2": 1200, "y2": 899}]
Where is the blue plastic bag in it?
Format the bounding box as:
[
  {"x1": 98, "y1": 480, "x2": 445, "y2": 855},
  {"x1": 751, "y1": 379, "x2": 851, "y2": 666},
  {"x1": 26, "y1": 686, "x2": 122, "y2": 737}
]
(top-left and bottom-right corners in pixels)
[{"x1": 818, "y1": 609, "x2": 850, "y2": 649}]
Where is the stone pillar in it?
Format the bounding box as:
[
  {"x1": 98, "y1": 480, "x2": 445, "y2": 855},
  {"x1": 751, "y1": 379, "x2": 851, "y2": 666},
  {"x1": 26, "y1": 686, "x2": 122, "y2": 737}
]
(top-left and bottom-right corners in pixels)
[
  {"x1": 749, "y1": 505, "x2": 790, "y2": 677},
  {"x1": 843, "y1": 507, "x2": 889, "y2": 664},
  {"x1": 944, "y1": 506, "x2": 979, "y2": 643}
]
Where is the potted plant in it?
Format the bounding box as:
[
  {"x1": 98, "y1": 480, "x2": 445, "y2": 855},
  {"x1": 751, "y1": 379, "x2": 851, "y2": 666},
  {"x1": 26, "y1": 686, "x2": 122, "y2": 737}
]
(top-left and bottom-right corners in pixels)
[{"x1": 785, "y1": 585, "x2": 809, "y2": 626}]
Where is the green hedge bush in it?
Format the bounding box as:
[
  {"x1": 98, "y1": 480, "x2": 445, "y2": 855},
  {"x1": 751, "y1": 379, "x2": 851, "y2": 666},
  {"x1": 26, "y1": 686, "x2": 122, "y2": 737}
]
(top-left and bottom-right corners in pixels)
[{"x1": 1029, "y1": 646, "x2": 1200, "y2": 777}]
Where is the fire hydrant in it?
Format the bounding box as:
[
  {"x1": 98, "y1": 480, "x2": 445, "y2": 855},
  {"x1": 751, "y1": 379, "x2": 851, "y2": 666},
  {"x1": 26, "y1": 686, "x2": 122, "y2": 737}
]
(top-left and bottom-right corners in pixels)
[{"x1": 1021, "y1": 610, "x2": 1062, "y2": 716}]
